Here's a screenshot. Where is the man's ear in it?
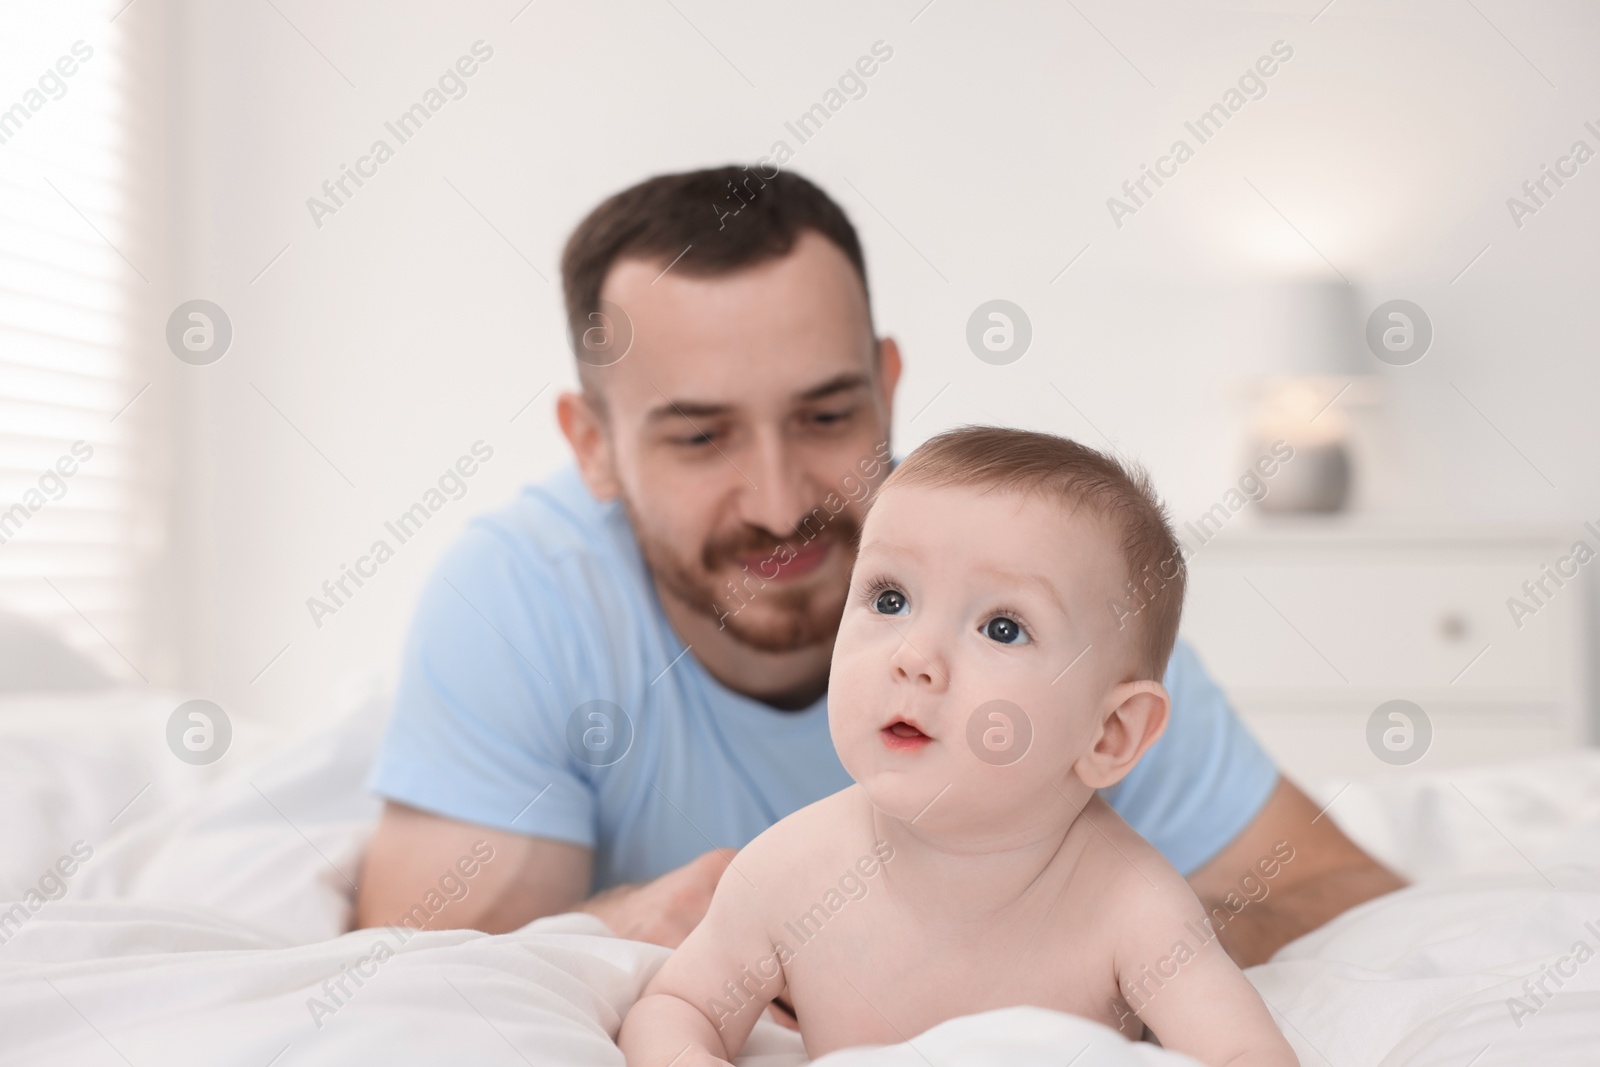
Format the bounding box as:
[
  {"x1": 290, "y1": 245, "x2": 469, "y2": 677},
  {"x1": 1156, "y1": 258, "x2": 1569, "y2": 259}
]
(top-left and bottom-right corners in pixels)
[
  {"x1": 876, "y1": 335, "x2": 903, "y2": 421},
  {"x1": 1073, "y1": 680, "x2": 1171, "y2": 790},
  {"x1": 556, "y1": 390, "x2": 621, "y2": 502}
]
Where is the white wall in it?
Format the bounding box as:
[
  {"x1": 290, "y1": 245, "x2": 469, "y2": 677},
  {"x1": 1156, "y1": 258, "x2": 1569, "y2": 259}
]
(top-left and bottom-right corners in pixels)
[{"x1": 144, "y1": 0, "x2": 1600, "y2": 730}]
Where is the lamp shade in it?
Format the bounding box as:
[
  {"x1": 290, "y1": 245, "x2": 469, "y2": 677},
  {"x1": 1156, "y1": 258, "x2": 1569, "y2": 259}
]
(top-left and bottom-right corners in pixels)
[{"x1": 1259, "y1": 281, "x2": 1367, "y2": 377}]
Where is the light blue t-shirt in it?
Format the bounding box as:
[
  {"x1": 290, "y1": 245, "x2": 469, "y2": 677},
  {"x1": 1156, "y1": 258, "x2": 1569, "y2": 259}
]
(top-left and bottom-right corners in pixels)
[{"x1": 368, "y1": 459, "x2": 1278, "y2": 891}]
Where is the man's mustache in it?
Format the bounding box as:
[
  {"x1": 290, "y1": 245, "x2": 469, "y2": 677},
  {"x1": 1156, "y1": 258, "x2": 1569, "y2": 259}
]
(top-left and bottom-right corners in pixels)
[{"x1": 701, "y1": 512, "x2": 863, "y2": 572}]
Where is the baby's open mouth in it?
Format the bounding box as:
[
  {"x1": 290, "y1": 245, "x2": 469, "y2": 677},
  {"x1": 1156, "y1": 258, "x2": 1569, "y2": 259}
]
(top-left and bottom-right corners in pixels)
[{"x1": 880, "y1": 719, "x2": 931, "y2": 750}]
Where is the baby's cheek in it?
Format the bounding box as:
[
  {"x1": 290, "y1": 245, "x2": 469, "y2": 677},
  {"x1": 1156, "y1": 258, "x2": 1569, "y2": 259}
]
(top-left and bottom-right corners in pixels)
[
  {"x1": 832, "y1": 644, "x2": 877, "y2": 691},
  {"x1": 827, "y1": 695, "x2": 870, "y2": 749}
]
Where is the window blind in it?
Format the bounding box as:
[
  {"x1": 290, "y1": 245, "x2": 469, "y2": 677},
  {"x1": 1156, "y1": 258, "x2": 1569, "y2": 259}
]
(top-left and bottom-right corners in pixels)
[{"x1": 0, "y1": 3, "x2": 148, "y2": 682}]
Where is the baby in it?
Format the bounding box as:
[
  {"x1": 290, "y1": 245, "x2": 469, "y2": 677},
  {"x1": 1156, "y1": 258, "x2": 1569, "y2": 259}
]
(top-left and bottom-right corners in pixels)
[{"x1": 618, "y1": 426, "x2": 1298, "y2": 1067}]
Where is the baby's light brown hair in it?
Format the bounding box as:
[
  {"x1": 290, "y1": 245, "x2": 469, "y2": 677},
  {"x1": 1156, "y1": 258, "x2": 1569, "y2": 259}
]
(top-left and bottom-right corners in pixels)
[{"x1": 877, "y1": 425, "x2": 1186, "y2": 682}]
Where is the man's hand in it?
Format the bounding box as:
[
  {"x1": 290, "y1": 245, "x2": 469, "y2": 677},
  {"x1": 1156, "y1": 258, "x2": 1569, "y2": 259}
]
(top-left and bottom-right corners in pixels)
[
  {"x1": 579, "y1": 848, "x2": 736, "y2": 948},
  {"x1": 1188, "y1": 776, "x2": 1407, "y2": 967}
]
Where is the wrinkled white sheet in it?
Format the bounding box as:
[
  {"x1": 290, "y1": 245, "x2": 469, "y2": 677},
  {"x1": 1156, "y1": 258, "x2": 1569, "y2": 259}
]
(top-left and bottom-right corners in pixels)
[{"x1": 2, "y1": 687, "x2": 1599, "y2": 1066}]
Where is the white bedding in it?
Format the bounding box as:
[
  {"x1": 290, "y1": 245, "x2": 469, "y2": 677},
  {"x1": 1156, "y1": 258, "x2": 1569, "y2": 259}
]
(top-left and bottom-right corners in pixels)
[{"x1": 2, "y1": 686, "x2": 1599, "y2": 1066}]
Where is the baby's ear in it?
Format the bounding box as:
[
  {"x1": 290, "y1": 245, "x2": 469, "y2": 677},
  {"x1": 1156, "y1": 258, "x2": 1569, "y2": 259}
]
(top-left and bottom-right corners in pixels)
[{"x1": 1073, "y1": 680, "x2": 1170, "y2": 790}]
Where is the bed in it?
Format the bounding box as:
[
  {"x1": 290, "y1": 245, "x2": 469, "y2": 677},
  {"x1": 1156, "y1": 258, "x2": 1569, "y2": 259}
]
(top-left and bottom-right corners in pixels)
[{"x1": 3, "y1": 685, "x2": 1598, "y2": 1066}]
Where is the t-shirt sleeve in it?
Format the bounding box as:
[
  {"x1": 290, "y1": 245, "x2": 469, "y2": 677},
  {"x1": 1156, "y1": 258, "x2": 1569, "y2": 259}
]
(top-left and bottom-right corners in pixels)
[
  {"x1": 365, "y1": 519, "x2": 596, "y2": 849},
  {"x1": 1099, "y1": 637, "x2": 1279, "y2": 876}
]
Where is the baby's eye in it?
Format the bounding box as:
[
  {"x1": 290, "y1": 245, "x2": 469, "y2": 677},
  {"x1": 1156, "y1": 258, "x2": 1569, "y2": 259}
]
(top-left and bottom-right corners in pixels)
[
  {"x1": 870, "y1": 587, "x2": 908, "y2": 616},
  {"x1": 981, "y1": 616, "x2": 1029, "y2": 645}
]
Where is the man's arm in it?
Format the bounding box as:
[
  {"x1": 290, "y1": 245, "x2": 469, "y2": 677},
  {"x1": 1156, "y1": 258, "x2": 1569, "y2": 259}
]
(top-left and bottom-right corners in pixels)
[
  {"x1": 1187, "y1": 777, "x2": 1406, "y2": 967},
  {"x1": 355, "y1": 801, "x2": 734, "y2": 944},
  {"x1": 355, "y1": 801, "x2": 590, "y2": 933}
]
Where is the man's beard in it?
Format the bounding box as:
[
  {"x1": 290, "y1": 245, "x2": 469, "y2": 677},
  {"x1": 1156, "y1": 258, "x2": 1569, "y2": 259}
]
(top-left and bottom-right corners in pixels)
[{"x1": 620, "y1": 491, "x2": 862, "y2": 654}]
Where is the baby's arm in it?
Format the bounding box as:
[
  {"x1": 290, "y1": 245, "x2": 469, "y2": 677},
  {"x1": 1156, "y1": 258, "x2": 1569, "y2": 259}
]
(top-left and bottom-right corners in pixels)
[
  {"x1": 1115, "y1": 878, "x2": 1298, "y2": 1067},
  {"x1": 618, "y1": 850, "x2": 785, "y2": 1067}
]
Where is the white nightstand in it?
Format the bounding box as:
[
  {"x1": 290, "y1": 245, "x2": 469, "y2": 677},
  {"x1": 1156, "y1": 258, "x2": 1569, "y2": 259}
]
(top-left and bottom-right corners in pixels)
[{"x1": 1177, "y1": 516, "x2": 1597, "y2": 789}]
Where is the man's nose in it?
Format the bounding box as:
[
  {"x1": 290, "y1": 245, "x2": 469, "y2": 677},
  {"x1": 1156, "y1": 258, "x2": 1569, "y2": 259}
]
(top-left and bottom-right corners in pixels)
[{"x1": 738, "y1": 433, "x2": 817, "y2": 539}]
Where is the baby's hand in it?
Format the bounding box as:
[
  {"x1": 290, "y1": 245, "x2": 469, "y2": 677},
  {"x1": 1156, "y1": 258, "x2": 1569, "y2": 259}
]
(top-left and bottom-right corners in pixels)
[
  {"x1": 674, "y1": 1050, "x2": 735, "y2": 1067},
  {"x1": 1115, "y1": 877, "x2": 1298, "y2": 1066},
  {"x1": 766, "y1": 996, "x2": 799, "y2": 1030},
  {"x1": 617, "y1": 844, "x2": 787, "y2": 1067}
]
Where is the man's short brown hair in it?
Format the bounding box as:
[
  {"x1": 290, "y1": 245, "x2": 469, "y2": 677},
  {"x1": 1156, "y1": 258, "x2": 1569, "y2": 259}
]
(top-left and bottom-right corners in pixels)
[
  {"x1": 560, "y1": 165, "x2": 872, "y2": 417},
  {"x1": 879, "y1": 425, "x2": 1187, "y2": 682}
]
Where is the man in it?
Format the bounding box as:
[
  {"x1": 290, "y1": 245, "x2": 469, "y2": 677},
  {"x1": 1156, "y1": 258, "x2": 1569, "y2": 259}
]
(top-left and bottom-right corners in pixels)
[{"x1": 356, "y1": 165, "x2": 1402, "y2": 966}]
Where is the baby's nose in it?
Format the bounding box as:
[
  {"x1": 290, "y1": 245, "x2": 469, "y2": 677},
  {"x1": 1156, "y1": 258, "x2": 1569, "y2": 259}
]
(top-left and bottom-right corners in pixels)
[{"x1": 888, "y1": 628, "x2": 948, "y2": 689}]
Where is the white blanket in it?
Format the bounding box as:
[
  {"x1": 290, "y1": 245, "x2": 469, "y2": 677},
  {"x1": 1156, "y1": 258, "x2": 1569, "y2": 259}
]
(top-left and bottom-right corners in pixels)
[{"x1": 3, "y1": 687, "x2": 1599, "y2": 1066}]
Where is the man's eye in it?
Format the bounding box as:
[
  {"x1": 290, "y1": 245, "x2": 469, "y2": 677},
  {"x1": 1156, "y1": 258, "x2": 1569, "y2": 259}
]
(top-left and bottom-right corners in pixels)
[
  {"x1": 677, "y1": 431, "x2": 717, "y2": 447},
  {"x1": 810, "y1": 408, "x2": 851, "y2": 426},
  {"x1": 871, "y1": 588, "x2": 908, "y2": 616},
  {"x1": 981, "y1": 616, "x2": 1028, "y2": 645}
]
